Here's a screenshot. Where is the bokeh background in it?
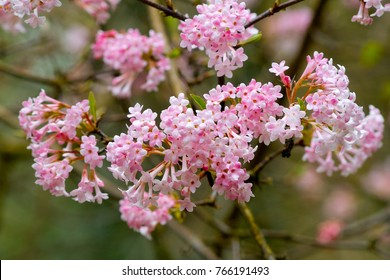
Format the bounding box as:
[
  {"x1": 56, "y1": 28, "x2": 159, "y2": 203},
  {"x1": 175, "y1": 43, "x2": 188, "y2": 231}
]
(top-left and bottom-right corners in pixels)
[{"x1": 1, "y1": 0, "x2": 390, "y2": 259}]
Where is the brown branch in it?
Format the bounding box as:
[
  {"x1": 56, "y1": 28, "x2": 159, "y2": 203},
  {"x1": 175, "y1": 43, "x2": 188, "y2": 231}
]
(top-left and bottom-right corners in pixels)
[
  {"x1": 167, "y1": 220, "x2": 220, "y2": 259},
  {"x1": 137, "y1": 0, "x2": 187, "y2": 21},
  {"x1": 238, "y1": 202, "x2": 275, "y2": 259},
  {"x1": 245, "y1": 0, "x2": 305, "y2": 28},
  {"x1": 342, "y1": 206, "x2": 390, "y2": 237},
  {"x1": 0, "y1": 62, "x2": 61, "y2": 88}
]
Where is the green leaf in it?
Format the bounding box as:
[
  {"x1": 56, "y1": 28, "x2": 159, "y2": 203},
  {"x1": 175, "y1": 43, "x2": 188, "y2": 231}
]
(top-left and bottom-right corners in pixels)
[
  {"x1": 167, "y1": 48, "x2": 181, "y2": 58},
  {"x1": 190, "y1": 93, "x2": 206, "y2": 110},
  {"x1": 238, "y1": 33, "x2": 262, "y2": 47},
  {"x1": 297, "y1": 97, "x2": 306, "y2": 111},
  {"x1": 88, "y1": 91, "x2": 97, "y2": 123}
]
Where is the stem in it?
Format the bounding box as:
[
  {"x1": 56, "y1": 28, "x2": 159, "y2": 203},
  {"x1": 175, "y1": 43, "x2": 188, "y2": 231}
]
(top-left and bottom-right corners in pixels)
[
  {"x1": 245, "y1": 0, "x2": 305, "y2": 28},
  {"x1": 248, "y1": 146, "x2": 285, "y2": 177},
  {"x1": 137, "y1": 0, "x2": 187, "y2": 21},
  {"x1": 343, "y1": 206, "x2": 390, "y2": 237},
  {"x1": 0, "y1": 62, "x2": 61, "y2": 88},
  {"x1": 238, "y1": 202, "x2": 275, "y2": 260},
  {"x1": 147, "y1": 5, "x2": 187, "y2": 96},
  {"x1": 167, "y1": 220, "x2": 220, "y2": 259}
]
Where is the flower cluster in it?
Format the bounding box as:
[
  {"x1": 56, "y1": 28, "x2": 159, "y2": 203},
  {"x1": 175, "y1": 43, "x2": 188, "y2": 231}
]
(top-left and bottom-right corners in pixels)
[
  {"x1": 119, "y1": 193, "x2": 175, "y2": 238},
  {"x1": 270, "y1": 52, "x2": 384, "y2": 176},
  {"x1": 107, "y1": 79, "x2": 308, "y2": 216},
  {"x1": 92, "y1": 29, "x2": 170, "y2": 98},
  {"x1": 74, "y1": 0, "x2": 120, "y2": 23},
  {"x1": 178, "y1": 0, "x2": 258, "y2": 78},
  {"x1": 352, "y1": 0, "x2": 390, "y2": 25},
  {"x1": 0, "y1": 10, "x2": 25, "y2": 33},
  {"x1": 0, "y1": 0, "x2": 62, "y2": 29},
  {"x1": 18, "y1": 90, "x2": 108, "y2": 203}
]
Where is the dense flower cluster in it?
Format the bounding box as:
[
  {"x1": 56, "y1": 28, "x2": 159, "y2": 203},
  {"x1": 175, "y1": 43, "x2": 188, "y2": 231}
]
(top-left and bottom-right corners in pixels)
[
  {"x1": 178, "y1": 0, "x2": 258, "y2": 78},
  {"x1": 119, "y1": 193, "x2": 175, "y2": 238},
  {"x1": 270, "y1": 52, "x2": 384, "y2": 176},
  {"x1": 18, "y1": 90, "x2": 108, "y2": 203},
  {"x1": 92, "y1": 29, "x2": 170, "y2": 98},
  {"x1": 352, "y1": 0, "x2": 390, "y2": 25},
  {"x1": 106, "y1": 79, "x2": 308, "y2": 213},
  {"x1": 0, "y1": 0, "x2": 61, "y2": 29},
  {"x1": 74, "y1": 0, "x2": 120, "y2": 23}
]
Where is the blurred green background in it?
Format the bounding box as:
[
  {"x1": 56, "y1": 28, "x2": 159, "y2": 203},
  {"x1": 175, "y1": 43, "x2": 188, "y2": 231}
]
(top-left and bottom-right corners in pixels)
[{"x1": 1, "y1": 0, "x2": 390, "y2": 259}]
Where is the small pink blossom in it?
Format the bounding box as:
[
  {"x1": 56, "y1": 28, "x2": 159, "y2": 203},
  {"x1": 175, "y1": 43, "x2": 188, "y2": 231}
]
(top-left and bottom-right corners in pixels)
[
  {"x1": 80, "y1": 135, "x2": 105, "y2": 169},
  {"x1": 316, "y1": 220, "x2": 343, "y2": 245},
  {"x1": 92, "y1": 29, "x2": 170, "y2": 98},
  {"x1": 178, "y1": 0, "x2": 258, "y2": 77},
  {"x1": 119, "y1": 193, "x2": 175, "y2": 238},
  {"x1": 0, "y1": 0, "x2": 61, "y2": 29}
]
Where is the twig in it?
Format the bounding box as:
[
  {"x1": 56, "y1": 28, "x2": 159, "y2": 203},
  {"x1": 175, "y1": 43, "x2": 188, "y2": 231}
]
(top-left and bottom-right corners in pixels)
[
  {"x1": 245, "y1": 0, "x2": 305, "y2": 28},
  {"x1": 0, "y1": 105, "x2": 20, "y2": 129},
  {"x1": 137, "y1": 0, "x2": 187, "y2": 21},
  {"x1": 238, "y1": 202, "x2": 275, "y2": 259},
  {"x1": 342, "y1": 206, "x2": 390, "y2": 237},
  {"x1": 248, "y1": 146, "x2": 285, "y2": 177},
  {"x1": 147, "y1": 5, "x2": 187, "y2": 96},
  {"x1": 288, "y1": 0, "x2": 329, "y2": 76},
  {"x1": 167, "y1": 220, "x2": 220, "y2": 259},
  {"x1": 0, "y1": 62, "x2": 61, "y2": 88}
]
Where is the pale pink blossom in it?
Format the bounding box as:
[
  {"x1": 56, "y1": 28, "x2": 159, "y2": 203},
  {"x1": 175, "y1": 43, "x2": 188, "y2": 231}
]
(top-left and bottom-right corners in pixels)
[
  {"x1": 19, "y1": 90, "x2": 108, "y2": 203},
  {"x1": 119, "y1": 193, "x2": 175, "y2": 238},
  {"x1": 0, "y1": 0, "x2": 61, "y2": 29},
  {"x1": 74, "y1": 0, "x2": 120, "y2": 23},
  {"x1": 178, "y1": 0, "x2": 258, "y2": 77},
  {"x1": 316, "y1": 220, "x2": 343, "y2": 244},
  {"x1": 92, "y1": 29, "x2": 170, "y2": 98}
]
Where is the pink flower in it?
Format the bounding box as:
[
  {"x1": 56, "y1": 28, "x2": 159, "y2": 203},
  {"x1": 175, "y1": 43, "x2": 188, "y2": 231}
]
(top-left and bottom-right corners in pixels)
[
  {"x1": 80, "y1": 135, "x2": 105, "y2": 169},
  {"x1": 269, "y1": 60, "x2": 289, "y2": 76},
  {"x1": 119, "y1": 193, "x2": 175, "y2": 238},
  {"x1": 274, "y1": 52, "x2": 384, "y2": 176},
  {"x1": 0, "y1": 0, "x2": 61, "y2": 29},
  {"x1": 92, "y1": 29, "x2": 170, "y2": 98},
  {"x1": 351, "y1": 0, "x2": 390, "y2": 25},
  {"x1": 74, "y1": 0, "x2": 120, "y2": 23},
  {"x1": 178, "y1": 0, "x2": 258, "y2": 77},
  {"x1": 316, "y1": 220, "x2": 343, "y2": 245},
  {"x1": 19, "y1": 90, "x2": 108, "y2": 203}
]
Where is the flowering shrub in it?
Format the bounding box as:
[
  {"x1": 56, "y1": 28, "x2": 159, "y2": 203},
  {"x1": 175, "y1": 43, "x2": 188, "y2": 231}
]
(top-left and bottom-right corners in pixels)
[{"x1": 2, "y1": 0, "x2": 388, "y2": 258}]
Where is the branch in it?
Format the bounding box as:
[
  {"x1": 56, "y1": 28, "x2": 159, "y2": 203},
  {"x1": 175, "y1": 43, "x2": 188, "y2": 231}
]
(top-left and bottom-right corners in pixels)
[
  {"x1": 245, "y1": 0, "x2": 305, "y2": 28},
  {"x1": 342, "y1": 206, "x2": 390, "y2": 237},
  {"x1": 167, "y1": 220, "x2": 220, "y2": 259},
  {"x1": 137, "y1": 0, "x2": 187, "y2": 21},
  {"x1": 238, "y1": 202, "x2": 275, "y2": 259},
  {"x1": 146, "y1": 5, "x2": 187, "y2": 96},
  {"x1": 0, "y1": 62, "x2": 61, "y2": 88}
]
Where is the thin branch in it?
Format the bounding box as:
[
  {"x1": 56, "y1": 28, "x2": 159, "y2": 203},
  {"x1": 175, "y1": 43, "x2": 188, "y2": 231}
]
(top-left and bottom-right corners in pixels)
[
  {"x1": 248, "y1": 146, "x2": 284, "y2": 177},
  {"x1": 0, "y1": 62, "x2": 61, "y2": 88},
  {"x1": 238, "y1": 202, "x2": 275, "y2": 259},
  {"x1": 0, "y1": 105, "x2": 20, "y2": 129},
  {"x1": 245, "y1": 0, "x2": 305, "y2": 28},
  {"x1": 342, "y1": 206, "x2": 390, "y2": 237},
  {"x1": 147, "y1": 5, "x2": 187, "y2": 96},
  {"x1": 288, "y1": 0, "x2": 329, "y2": 76},
  {"x1": 137, "y1": 0, "x2": 187, "y2": 21},
  {"x1": 167, "y1": 220, "x2": 220, "y2": 259}
]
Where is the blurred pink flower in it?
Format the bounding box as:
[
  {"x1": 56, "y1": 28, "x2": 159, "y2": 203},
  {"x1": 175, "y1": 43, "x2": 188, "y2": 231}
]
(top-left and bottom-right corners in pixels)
[
  {"x1": 322, "y1": 188, "x2": 357, "y2": 220},
  {"x1": 361, "y1": 158, "x2": 390, "y2": 200},
  {"x1": 316, "y1": 220, "x2": 344, "y2": 245},
  {"x1": 262, "y1": 8, "x2": 313, "y2": 60}
]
